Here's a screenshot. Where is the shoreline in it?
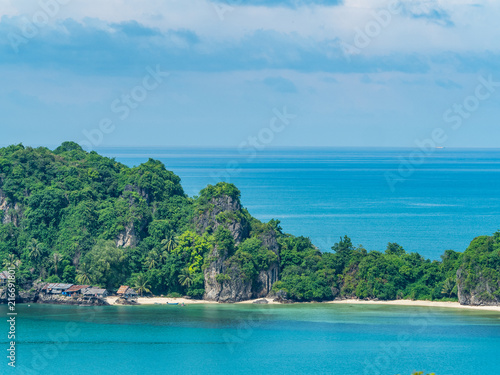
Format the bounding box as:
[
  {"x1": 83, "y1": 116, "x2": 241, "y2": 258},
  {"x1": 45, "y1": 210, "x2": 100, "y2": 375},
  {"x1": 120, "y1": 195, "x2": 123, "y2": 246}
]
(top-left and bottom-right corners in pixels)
[
  {"x1": 105, "y1": 296, "x2": 500, "y2": 312},
  {"x1": 327, "y1": 299, "x2": 500, "y2": 312}
]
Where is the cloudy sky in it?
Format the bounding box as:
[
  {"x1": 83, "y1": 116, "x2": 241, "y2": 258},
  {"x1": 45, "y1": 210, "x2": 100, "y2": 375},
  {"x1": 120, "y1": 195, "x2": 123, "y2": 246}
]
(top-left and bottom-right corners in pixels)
[{"x1": 1, "y1": 0, "x2": 499, "y2": 149}]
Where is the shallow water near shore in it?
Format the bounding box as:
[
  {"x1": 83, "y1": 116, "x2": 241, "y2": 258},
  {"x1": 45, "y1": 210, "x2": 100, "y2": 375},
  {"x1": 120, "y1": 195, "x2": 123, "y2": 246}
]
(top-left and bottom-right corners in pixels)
[{"x1": 2, "y1": 304, "x2": 499, "y2": 374}]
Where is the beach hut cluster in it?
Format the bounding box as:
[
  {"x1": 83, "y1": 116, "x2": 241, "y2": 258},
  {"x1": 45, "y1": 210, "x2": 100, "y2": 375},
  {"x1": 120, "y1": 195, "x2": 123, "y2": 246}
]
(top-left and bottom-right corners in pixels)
[
  {"x1": 40, "y1": 283, "x2": 109, "y2": 298},
  {"x1": 38, "y1": 283, "x2": 139, "y2": 299}
]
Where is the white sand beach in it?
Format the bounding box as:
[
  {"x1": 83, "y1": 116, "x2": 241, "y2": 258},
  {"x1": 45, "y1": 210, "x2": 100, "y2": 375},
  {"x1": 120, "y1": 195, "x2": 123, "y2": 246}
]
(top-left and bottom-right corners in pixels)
[
  {"x1": 106, "y1": 296, "x2": 500, "y2": 312},
  {"x1": 327, "y1": 299, "x2": 500, "y2": 312}
]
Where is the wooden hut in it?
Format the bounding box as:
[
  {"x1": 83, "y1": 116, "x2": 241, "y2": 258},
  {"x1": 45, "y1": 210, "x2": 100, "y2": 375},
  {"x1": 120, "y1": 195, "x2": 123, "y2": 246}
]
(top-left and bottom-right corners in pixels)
[
  {"x1": 82, "y1": 288, "x2": 108, "y2": 298},
  {"x1": 117, "y1": 285, "x2": 138, "y2": 298},
  {"x1": 65, "y1": 285, "x2": 90, "y2": 296}
]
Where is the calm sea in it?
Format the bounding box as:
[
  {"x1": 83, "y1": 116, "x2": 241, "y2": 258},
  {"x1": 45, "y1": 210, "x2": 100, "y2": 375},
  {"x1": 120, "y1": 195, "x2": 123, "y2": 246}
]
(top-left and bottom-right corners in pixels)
[
  {"x1": 2, "y1": 304, "x2": 499, "y2": 375},
  {"x1": 97, "y1": 147, "x2": 500, "y2": 259}
]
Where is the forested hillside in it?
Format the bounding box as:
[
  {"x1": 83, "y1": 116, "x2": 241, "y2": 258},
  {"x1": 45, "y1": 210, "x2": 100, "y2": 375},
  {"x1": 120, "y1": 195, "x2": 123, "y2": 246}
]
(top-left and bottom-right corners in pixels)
[{"x1": 0, "y1": 142, "x2": 498, "y2": 304}]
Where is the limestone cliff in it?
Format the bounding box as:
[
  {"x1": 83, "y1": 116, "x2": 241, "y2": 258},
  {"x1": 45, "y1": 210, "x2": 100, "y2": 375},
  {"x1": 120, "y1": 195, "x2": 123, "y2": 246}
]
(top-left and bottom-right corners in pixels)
[
  {"x1": 116, "y1": 223, "x2": 138, "y2": 248},
  {"x1": 199, "y1": 188, "x2": 280, "y2": 302},
  {"x1": 0, "y1": 189, "x2": 22, "y2": 227},
  {"x1": 456, "y1": 235, "x2": 500, "y2": 306},
  {"x1": 114, "y1": 187, "x2": 149, "y2": 248},
  {"x1": 457, "y1": 268, "x2": 500, "y2": 306},
  {"x1": 195, "y1": 195, "x2": 249, "y2": 244},
  {"x1": 254, "y1": 230, "x2": 280, "y2": 298}
]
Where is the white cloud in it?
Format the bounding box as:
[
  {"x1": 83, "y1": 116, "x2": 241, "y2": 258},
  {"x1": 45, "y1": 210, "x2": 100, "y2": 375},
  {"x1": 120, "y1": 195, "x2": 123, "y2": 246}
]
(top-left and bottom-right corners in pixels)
[{"x1": 2, "y1": 0, "x2": 500, "y2": 57}]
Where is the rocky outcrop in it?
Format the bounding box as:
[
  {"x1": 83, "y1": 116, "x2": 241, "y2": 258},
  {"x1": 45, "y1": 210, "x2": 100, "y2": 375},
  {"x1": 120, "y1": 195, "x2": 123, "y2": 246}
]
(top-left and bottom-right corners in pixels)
[
  {"x1": 254, "y1": 231, "x2": 280, "y2": 298},
  {"x1": 113, "y1": 296, "x2": 138, "y2": 305},
  {"x1": 201, "y1": 193, "x2": 281, "y2": 302},
  {"x1": 204, "y1": 246, "x2": 254, "y2": 302},
  {"x1": 457, "y1": 268, "x2": 500, "y2": 306},
  {"x1": 123, "y1": 184, "x2": 151, "y2": 204},
  {"x1": 253, "y1": 298, "x2": 269, "y2": 304},
  {"x1": 114, "y1": 187, "x2": 149, "y2": 248},
  {"x1": 195, "y1": 195, "x2": 249, "y2": 244},
  {"x1": 455, "y1": 235, "x2": 500, "y2": 306},
  {"x1": 0, "y1": 288, "x2": 37, "y2": 304},
  {"x1": 0, "y1": 190, "x2": 22, "y2": 227},
  {"x1": 35, "y1": 293, "x2": 109, "y2": 306},
  {"x1": 116, "y1": 223, "x2": 138, "y2": 248}
]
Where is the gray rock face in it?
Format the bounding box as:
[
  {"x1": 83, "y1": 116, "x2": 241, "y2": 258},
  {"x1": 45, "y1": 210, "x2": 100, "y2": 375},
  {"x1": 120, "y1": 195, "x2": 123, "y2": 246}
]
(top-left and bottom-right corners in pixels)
[
  {"x1": 115, "y1": 223, "x2": 138, "y2": 248},
  {"x1": 195, "y1": 195, "x2": 249, "y2": 244},
  {"x1": 204, "y1": 245, "x2": 254, "y2": 302},
  {"x1": 253, "y1": 298, "x2": 269, "y2": 304},
  {"x1": 0, "y1": 288, "x2": 36, "y2": 304},
  {"x1": 201, "y1": 193, "x2": 280, "y2": 302},
  {"x1": 457, "y1": 268, "x2": 500, "y2": 306},
  {"x1": 113, "y1": 296, "x2": 138, "y2": 305},
  {"x1": 114, "y1": 187, "x2": 148, "y2": 248},
  {"x1": 0, "y1": 190, "x2": 22, "y2": 227},
  {"x1": 123, "y1": 184, "x2": 150, "y2": 203},
  {"x1": 35, "y1": 293, "x2": 109, "y2": 306},
  {"x1": 255, "y1": 231, "x2": 280, "y2": 298}
]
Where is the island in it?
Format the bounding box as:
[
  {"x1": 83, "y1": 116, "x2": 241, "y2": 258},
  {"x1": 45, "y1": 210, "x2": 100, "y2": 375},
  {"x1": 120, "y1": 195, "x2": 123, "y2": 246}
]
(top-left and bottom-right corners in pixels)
[{"x1": 0, "y1": 142, "x2": 499, "y2": 308}]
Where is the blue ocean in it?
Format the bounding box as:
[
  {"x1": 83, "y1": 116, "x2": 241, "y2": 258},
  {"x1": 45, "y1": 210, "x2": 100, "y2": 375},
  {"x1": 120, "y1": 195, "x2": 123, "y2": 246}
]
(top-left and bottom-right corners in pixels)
[{"x1": 98, "y1": 147, "x2": 500, "y2": 259}]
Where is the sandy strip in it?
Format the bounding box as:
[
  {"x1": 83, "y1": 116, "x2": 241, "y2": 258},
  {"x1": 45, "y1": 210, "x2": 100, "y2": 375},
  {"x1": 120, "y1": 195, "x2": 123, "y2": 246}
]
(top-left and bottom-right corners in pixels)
[
  {"x1": 105, "y1": 296, "x2": 500, "y2": 312},
  {"x1": 327, "y1": 299, "x2": 500, "y2": 312}
]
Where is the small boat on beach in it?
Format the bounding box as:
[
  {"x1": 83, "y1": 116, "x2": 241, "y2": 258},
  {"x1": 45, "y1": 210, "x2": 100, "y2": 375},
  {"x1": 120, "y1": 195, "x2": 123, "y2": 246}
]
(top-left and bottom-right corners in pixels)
[{"x1": 167, "y1": 302, "x2": 179, "y2": 305}]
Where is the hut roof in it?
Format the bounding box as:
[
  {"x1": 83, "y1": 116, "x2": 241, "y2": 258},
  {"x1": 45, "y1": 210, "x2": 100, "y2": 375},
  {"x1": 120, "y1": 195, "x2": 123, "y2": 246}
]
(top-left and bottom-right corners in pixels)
[
  {"x1": 83, "y1": 288, "x2": 107, "y2": 295},
  {"x1": 117, "y1": 285, "x2": 129, "y2": 295},
  {"x1": 41, "y1": 283, "x2": 69, "y2": 290},
  {"x1": 54, "y1": 283, "x2": 73, "y2": 290},
  {"x1": 0, "y1": 271, "x2": 10, "y2": 280},
  {"x1": 66, "y1": 285, "x2": 90, "y2": 292}
]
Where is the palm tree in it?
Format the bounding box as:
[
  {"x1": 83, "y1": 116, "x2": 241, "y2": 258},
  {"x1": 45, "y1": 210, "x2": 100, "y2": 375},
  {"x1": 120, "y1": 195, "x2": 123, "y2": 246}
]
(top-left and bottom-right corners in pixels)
[
  {"x1": 161, "y1": 234, "x2": 178, "y2": 253},
  {"x1": 178, "y1": 268, "x2": 192, "y2": 288},
  {"x1": 52, "y1": 253, "x2": 62, "y2": 275},
  {"x1": 76, "y1": 263, "x2": 92, "y2": 285},
  {"x1": 158, "y1": 250, "x2": 168, "y2": 265},
  {"x1": 28, "y1": 239, "x2": 46, "y2": 276},
  {"x1": 441, "y1": 278, "x2": 455, "y2": 298},
  {"x1": 2, "y1": 254, "x2": 16, "y2": 268},
  {"x1": 134, "y1": 274, "x2": 151, "y2": 296},
  {"x1": 28, "y1": 239, "x2": 43, "y2": 263},
  {"x1": 144, "y1": 251, "x2": 158, "y2": 270}
]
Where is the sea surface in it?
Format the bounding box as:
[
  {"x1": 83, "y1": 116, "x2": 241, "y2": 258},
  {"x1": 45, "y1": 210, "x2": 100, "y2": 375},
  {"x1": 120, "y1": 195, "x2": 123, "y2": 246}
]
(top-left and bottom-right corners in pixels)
[
  {"x1": 97, "y1": 147, "x2": 500, "y2": 259},
  {"x1": 2, "y1": 304, "x2": 499, "y2": 375}
]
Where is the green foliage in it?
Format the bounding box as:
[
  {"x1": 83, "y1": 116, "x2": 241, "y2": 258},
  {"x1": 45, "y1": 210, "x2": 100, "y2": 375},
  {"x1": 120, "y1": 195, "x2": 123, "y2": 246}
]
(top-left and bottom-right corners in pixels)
[
  {"x1": 82, "y1": 240, "x2": 126, "y2": 290},
  {"x1": 216, "y1": 273, "x2": 231, "y2": 284},
  {"x1": 199, "y1": 182, "x2": 240, "y2": 202},
  {"x1": 62, "y1": 265, "x2": 76, "y2": 283},
  {"x1": 214, "y1": 226, "x2": 235, "y2": 256},
  {"x1": 132, "y1": 273, "x2": 151, "y2": 296},
  {"x1": 224, "y1": 237, "x2": 278, "y2": 283}
]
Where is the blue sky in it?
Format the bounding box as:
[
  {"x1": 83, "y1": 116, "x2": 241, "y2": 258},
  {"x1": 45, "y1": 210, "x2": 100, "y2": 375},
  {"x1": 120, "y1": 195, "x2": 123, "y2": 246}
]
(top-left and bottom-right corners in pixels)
[{"x1": 1, "y1": 0, "x2": 499, "y2": 148}]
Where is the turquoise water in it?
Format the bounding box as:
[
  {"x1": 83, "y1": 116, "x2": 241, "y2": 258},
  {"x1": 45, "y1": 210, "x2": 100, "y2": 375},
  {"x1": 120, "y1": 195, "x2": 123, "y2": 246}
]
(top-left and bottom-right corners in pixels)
[
  {"x1": 97, "y1": 147, "x2": 500, "y2": 259},
  {"x1": 1, "y1": 304, "x2": 499, "y2": 375}
]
